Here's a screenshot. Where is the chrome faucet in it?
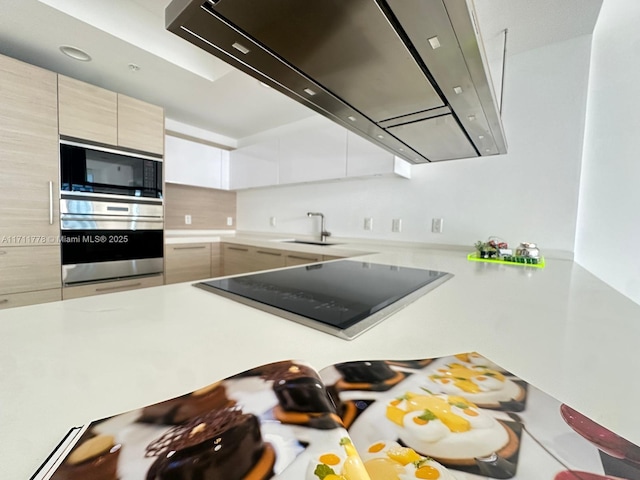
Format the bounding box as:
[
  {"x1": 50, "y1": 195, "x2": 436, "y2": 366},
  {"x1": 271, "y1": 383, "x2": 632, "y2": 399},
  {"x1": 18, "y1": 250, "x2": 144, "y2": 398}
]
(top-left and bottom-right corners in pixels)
[{"x1": 307, "y1": 212, "x2": 331, "y2": 242}]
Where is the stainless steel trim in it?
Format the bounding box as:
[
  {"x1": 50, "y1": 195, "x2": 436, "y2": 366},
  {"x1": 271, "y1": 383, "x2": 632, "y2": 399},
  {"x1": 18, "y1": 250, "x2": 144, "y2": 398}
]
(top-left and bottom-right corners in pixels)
[
  {"x1": 95, "y1": 282, "x2": 142, "y2": 292},
  {"x1": 442, "y1": 0, "x2": 507, "y2": 154},
  {"x1": 195, "y1": 268, "x2": 454, "y2": 340},
  {"x1": 60, "y1": 199, "x2": 163, "y2": 218},
  {"x1": 60, "y1": 191, "x2": 163, "y2": 204},
  {"x1": 61, "y1": 218, "x2": 163, "y2": 231},
  {"x1": 500, "y1": 28, "x2": 508, "y2": 115},
  {"x1": 378, "y1": 106, "x2": 451, "y2": 129},
  {"x1": 172, "y1": 245, "x2": 207, "y2": 250},
  {"x1": 63, "y1": 258, "x2": 164, "y2": 285},
  {"x1": 227, "y1": 246, "x2": 249, "y2": 252},
  {"x1": 48, "y1": 181, "x2": 54, "y2": 225},
  {"x1": 387, "y1": 114, "x2": 477, "y2": 161},
  {"x1": 60, "y1": 139, "x2": 163, "y2": 162}
]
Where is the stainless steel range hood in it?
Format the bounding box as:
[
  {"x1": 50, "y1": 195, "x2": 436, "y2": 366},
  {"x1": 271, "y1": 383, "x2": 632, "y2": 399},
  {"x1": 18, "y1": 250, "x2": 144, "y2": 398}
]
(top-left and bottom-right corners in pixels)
[{"x1": 166, "y1": 0, "x2": 507, "y2": 163}]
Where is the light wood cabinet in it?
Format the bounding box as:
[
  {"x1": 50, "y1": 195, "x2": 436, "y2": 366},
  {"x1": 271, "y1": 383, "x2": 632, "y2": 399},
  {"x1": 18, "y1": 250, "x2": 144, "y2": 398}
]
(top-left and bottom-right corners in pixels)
[
  {"x1": 58, "y1": 75, "x2": 118, "y2": 145},
  {"x1": 165, "y1": 243, "x2": 212, "y2": 284},
  {"x1": 118, "y1": 94, "x2": 164, "y2": 155},
  {"x1": 253, "y1": 247, "x2": 286, "y2": 270},
  {"x1": 222, "y1": 242, "x2": 343, "y2": 275},
  {"x1": 0, "y1": 288, "x2": 61, "y2": 310},
  {"x1": 211, "y1": 243, "x2": 221, "y2": 278},
  {"x1": 223, "y1": 244, "x2": 287, "y2": 275},
  {"x1": 285, "y1": 251, "x2": 322, "y2": 266},
  {"x1": 0, "y1": 54, "x2": 59, "y2": 242},
  {"x1": 222, "y1": 244, "x2": 253, "y2": 276},
  {"x1": 0, "y1": 54, "x2": 61, "y2": 309},
  {"x1": 0, "y1": 246, "x2": 61, "y2": 295},
  {"x1": 62, "y1": 274, "x2": 164, "y2": 300},
  {"x1": 57, "y1": 76, "x2": 164, "y2": 155}
]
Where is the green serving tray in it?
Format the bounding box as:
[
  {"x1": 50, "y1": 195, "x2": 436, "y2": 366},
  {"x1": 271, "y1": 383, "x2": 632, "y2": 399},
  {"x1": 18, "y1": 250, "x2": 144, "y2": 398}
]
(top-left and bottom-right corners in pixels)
[{"x1": 467, "y1": 252, "x2": 545, "y2": 268}]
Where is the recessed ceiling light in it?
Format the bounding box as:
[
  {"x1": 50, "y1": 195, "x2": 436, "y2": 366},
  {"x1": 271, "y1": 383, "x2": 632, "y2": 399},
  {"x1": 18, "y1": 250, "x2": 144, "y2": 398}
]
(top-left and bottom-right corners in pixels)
[
  {"x1": 428, "y1": 36, "x2": 441, "y2": 49},
  {"x1": 232, "y1": 42, "x2": 250, "y2": 54},
  {"x1": 376, "y1": 134, "x2": 384, "y2": 139},
  {"x1": 259, "y1": 81, "x2": 271, "y2": 88},
  {"x1": 128, "y1": 63, "x2": 141, "y2": 72},
  {"x1": 347, "y1": 116, "x2": 357, "y2": 122},
  {"x1": 59, "y1": 45, "x2": 91, "y2": 62},
  {"x1": 303, "y1": 88, "x2": 317, "y2": 96}
]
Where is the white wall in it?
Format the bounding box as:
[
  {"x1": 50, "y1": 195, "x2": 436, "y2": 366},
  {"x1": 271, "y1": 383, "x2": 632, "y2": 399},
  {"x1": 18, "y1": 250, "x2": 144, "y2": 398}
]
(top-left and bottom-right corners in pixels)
[
  {"x1": 575, "y1": 0, "x2": 640, "y2": 305},
  {"x1": 237, "y1": 35, "x2": 592, "y2": 255}
]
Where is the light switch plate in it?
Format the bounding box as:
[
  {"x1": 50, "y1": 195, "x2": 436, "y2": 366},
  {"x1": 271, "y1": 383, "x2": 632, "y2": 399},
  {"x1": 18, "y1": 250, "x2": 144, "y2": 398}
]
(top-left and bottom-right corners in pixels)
[
  {"x1": 431, "y1": 217, "x2": 444, "y2": 233},
  {"x1": 392, "y1": 218, "x2": 402, "y2": 233},
  {"x1": 226, "y1": 217, "x2": 233, "y2": 226},
  {"x1": 185, "y1": 214, "x2": 192, "y2": 225}
]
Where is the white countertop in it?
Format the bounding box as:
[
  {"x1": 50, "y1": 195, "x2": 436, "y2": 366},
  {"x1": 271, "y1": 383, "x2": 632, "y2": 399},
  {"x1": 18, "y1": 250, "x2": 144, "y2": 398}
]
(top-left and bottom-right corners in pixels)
[{"x1": 1, "y1": 241, "x2": 639, "y2": 478}]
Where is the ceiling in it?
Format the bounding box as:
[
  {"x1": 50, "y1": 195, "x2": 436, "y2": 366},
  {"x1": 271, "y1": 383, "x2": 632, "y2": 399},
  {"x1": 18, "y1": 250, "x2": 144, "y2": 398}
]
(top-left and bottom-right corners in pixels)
[{"x1": 0, "y1": 0, "x2": 602, "y2": 143}]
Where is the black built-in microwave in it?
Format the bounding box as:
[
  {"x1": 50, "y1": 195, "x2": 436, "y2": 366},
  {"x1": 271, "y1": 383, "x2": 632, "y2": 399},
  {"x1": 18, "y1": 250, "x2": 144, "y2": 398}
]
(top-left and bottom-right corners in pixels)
[{"x1": 60, "y1": 140, "x2": 162, "y2": 200}]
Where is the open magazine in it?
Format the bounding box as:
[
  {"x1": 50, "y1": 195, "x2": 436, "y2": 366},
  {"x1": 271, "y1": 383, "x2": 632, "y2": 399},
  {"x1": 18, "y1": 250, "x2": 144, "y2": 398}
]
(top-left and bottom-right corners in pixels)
[{"x1": 32, "y1": 352, "x2": 640, "y2": 480}]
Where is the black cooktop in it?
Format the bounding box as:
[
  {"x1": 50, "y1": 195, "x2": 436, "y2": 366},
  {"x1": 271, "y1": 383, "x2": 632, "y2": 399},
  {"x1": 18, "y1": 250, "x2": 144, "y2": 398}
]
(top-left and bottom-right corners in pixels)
[{"x1": 195, "y1": 260, "x2": 452, "y2": 340}]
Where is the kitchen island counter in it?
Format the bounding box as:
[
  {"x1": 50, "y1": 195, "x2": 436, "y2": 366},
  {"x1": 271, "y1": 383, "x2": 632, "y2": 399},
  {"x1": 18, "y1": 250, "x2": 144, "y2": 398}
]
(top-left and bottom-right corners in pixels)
[{"x1": 1, "y1": 244, "x2": 639, "y2": 478}]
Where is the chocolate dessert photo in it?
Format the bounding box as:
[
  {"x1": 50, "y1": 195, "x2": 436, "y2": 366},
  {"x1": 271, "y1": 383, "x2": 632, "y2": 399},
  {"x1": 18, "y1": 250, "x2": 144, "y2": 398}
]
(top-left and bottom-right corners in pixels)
[{"x1": 33, "y1": 353, "x2": 640, "y2": 480}]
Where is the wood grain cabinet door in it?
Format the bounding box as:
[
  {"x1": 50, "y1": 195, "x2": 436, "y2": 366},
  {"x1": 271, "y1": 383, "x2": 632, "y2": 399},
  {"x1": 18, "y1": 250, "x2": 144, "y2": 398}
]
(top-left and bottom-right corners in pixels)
[
  {"x1": 117, "y1": 94, "x2": 164, "y2": 155},
  {"x1": 0, "y1": 288, "x2": 61, "y2": 310},
  {"x1": 285, "y1": 252, "x2": 322, "y2": 266},
  {"x1": 0, "y1": 54, "x2": 59, "y2": 241},
  {"x1": 165, "y1": 243, "x2": 212, "y2": 284},
  {"x1": 0, "y1": 246, "x2": 61, "y2": 295},
  {"x1": 58, "y1": 75, "x2": 118, "y2": 145},
  {"x1": 222, "y1": 244, "x2": 253, "y2": 276}
]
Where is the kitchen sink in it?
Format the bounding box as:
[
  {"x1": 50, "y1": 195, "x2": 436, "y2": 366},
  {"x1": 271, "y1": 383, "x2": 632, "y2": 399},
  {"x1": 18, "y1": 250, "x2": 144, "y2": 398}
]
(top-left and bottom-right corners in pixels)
[{"x1": 283, "y1": 240, "x2": 338, "y2": 246}]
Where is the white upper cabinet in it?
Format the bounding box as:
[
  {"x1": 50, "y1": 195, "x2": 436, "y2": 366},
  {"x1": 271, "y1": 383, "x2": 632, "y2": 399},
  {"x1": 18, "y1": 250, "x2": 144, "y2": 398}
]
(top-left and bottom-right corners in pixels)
[
  {"x1": 229, "y1": 139, "x2": 279, "y2": 190},
  {"x1": 347, "y1": 131, "x2": 399, "y2": 177},
  {"x1": 278, "y1": 120, "x2": 347, "y2": 185},
  {"x1": 228, "y1": 116, "x2": 412, "y2": 190},
  {"x1": 165, "y1": 135, "x2": 229, "y2": 190}
]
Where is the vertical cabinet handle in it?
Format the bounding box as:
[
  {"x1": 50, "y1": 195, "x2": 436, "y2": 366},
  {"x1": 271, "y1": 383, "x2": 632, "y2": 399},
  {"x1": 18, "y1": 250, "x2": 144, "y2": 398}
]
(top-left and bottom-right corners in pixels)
[{"x1": 48, "y1": 181, "x2": 54, "y2": 225}]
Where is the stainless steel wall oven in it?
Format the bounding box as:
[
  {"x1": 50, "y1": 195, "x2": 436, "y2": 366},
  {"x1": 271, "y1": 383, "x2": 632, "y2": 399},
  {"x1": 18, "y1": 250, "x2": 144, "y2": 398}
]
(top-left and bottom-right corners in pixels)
[{"x1": 59, "y1": 141, "x2": 164, "y2": 286}]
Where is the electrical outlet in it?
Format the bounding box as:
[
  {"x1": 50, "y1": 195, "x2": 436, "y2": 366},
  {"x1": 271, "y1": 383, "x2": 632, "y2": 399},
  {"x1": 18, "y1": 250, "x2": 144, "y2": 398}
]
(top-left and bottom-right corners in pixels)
[
  {"x1": 270, "y1": 216, "x2": 277, "y2": 227},
  {"x1": 185, "y1": 214, "x2": 192, "y2": 225},
  {"x1": 392, "y1": 218, "x2": 402, "y2": 233},
  {"x1": 226, "y1": 217, "x2": 233, "y2": 226},
  {"x1": 364, "y1": 217, "x2": 373, "y2": 231},
  {"x1": 431, "y1": 217, "x2": 444, "y2": 233}
]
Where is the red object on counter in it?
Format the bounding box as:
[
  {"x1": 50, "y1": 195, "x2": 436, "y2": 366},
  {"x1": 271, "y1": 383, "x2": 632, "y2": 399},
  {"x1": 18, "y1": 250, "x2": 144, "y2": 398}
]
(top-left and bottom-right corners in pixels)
[{"x1": 560, "y1": 404, "x2": 640, "y2": 464}]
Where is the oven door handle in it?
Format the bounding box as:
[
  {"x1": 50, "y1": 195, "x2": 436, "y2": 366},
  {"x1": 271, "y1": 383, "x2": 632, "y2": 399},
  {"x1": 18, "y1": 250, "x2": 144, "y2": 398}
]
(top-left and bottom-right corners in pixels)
[
  {"x1": 60, "y1": 215, "x2": 163, "y2": 222},
  {"x1": 49, "y1": 181, "x2": 54, "y2": 225}
]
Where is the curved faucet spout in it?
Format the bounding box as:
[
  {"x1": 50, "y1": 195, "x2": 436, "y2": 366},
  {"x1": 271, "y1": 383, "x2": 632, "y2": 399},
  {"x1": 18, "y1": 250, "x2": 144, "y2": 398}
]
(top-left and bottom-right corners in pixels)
[{"x1": 307, "y1": 212, "x2": 330, "y2": 242}]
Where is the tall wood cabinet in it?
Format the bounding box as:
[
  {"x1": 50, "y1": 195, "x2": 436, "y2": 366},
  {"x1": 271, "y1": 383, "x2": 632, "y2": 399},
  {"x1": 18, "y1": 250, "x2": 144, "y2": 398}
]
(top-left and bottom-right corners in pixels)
[
  {"x1": 58, "y1": 75, "x2": 118, "y2": 145},
  {"x1": 0, "y1": 53, "x2": 61, "y2": 309},
  {"x1": 58, "y1": 76, "x2": 164, "y2": 155}
]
